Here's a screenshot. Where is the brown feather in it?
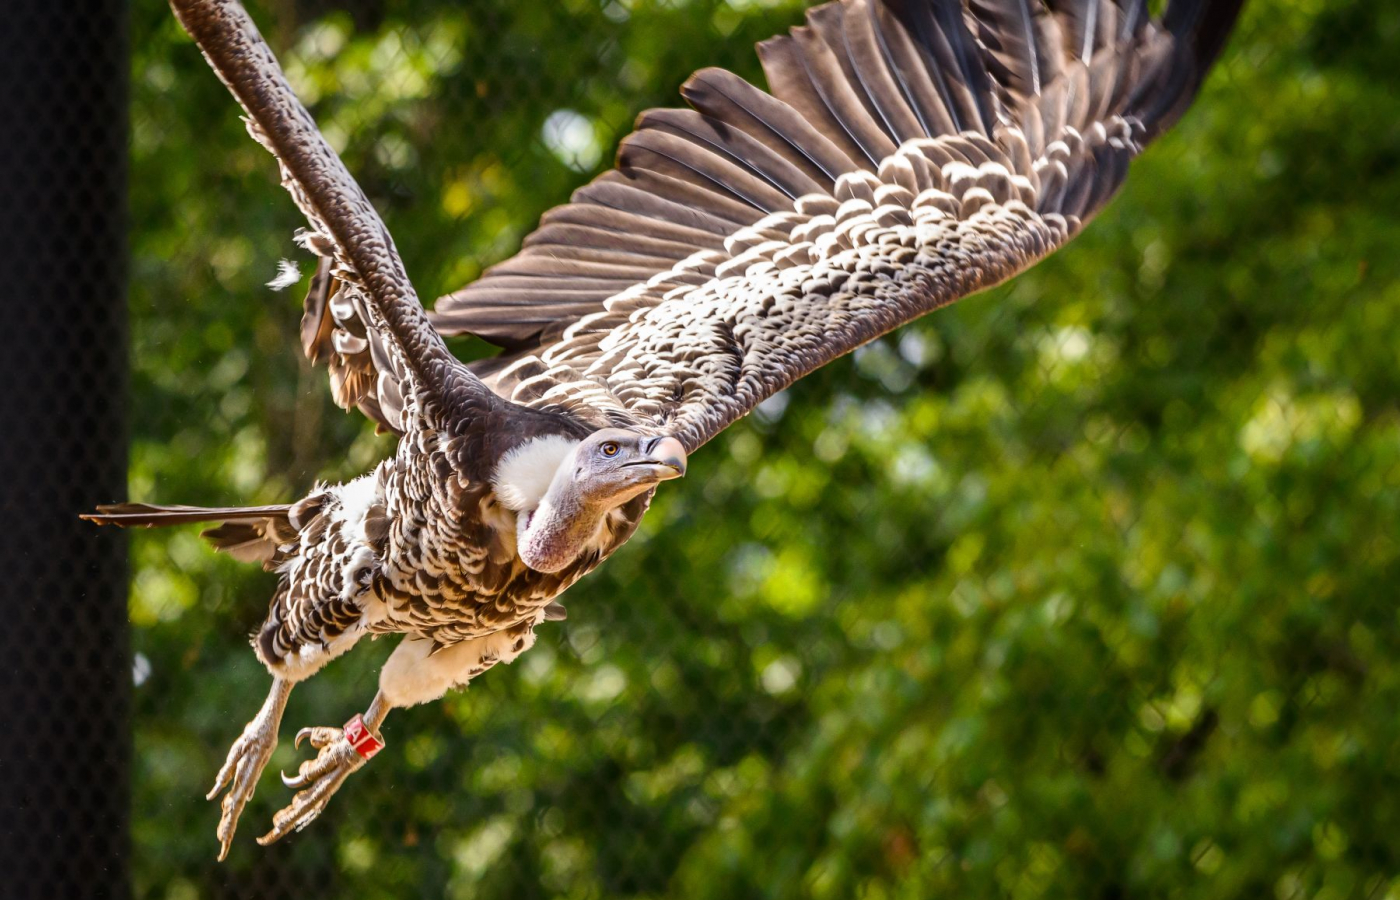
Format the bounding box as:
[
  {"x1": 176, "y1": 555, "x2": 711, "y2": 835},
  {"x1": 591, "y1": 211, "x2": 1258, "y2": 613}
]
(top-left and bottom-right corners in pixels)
[
  {"x1": 757, "y1": 34, "x2": 877, "y2": 170},
  {"x1": 573, "y1": 177, "x2": 743, "y2": 234},
  {"x1": 83, "y1": 502, "x2": 293, "y2": 527},
  {"x1": 618, "y1": 129, "x2": 793, "y2": 212},
  {"x1": 682, "y1": 67, "x2": 856, "y2": 183},
  {"x1": 791, "y1": 17, "x2": 899, "y2": 165},
  {"x1": 299, "y1": 256, "x2": 335, "y2": 364},
  {"x1": 637, "y1": 108, "x2": 827, "y2": 200},
  {"x1": 843, "y1": 0, "x2": 928, "y2": 144},
  {"x1": 867, "y1": 0, "x2": 959, "y2": 136}
]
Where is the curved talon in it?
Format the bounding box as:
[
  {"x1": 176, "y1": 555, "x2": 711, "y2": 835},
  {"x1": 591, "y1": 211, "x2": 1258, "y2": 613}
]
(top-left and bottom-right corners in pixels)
[
  {"x1": 292, "y1": 725, "x2": 342, "y2": 751},
  {"x1": 294, "y1": 727, "x2": 314, "y2": 750},
  {"x1": 260, "y1": 722, "x2": 374, "y2": 846}
]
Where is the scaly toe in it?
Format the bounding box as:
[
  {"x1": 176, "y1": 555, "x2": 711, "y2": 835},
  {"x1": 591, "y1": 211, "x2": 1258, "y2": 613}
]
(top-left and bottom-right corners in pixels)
[
  {"x1": 206, "y1": 736, "x2": 246, "y2": 801},
  {"x1": 207, "y1": 730, "x2": 278, "y2": 860},
  {"x1": 260, "y1": 732, "x2": 370, "y2": 845}
]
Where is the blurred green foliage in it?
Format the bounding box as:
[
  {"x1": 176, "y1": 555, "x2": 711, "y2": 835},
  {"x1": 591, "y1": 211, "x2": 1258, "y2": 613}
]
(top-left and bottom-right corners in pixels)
[{"x1": 126, "y1": 0, "x2": 1400, "y2": 897}]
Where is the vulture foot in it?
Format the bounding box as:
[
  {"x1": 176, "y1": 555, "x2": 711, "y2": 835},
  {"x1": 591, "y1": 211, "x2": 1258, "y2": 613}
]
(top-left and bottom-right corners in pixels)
[
  {"x1": 207, "y1": 677, "x2": 293, "y2": 861},
  {"x1": 258, "y1": 706, "x2": 386, "y2": 845}
]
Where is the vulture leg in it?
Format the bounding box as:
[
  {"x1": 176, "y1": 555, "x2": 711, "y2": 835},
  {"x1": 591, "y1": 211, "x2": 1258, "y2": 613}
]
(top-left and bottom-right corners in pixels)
[
  {"x1": 258, "y1": 622, "x2": 543, "y2": 843},
  {"x1": 206, "y1": 677, "x2": 294, "y2": 861},
  {"x1": 258, "y1": 690, "x2": 391, "y2": 846}
]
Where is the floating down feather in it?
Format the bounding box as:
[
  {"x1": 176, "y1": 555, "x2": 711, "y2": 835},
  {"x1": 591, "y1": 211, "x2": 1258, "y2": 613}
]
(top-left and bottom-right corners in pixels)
[{"x1": 85, "y1": 0, "x2": 1244, "y2": 859}]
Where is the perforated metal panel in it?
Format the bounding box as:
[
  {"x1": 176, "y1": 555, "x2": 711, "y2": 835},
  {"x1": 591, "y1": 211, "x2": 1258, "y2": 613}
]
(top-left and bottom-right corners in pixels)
[{"x1": 0, "y1": 1, "x2": 130, "y2": 898}]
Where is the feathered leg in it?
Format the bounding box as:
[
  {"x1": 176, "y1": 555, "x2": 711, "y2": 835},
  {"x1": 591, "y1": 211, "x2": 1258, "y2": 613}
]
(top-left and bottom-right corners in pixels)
[
  {"x1": 206, "y1": 677, "x2": 293, "y2": 861},
  {"x1": 259, "y1": 621, "x2": 541, "y2": 843}
]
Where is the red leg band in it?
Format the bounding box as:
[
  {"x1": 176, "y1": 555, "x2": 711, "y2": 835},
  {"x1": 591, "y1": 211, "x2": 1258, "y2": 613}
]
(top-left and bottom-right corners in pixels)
[{"x1": 343, "y1": 713, "x2": 384, "y2": 760}]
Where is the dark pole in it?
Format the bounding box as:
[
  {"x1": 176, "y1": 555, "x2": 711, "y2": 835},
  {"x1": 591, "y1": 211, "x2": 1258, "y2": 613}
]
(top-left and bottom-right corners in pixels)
[{"x1": 0, "y1": 2, "x2": 130, "y2": 898}]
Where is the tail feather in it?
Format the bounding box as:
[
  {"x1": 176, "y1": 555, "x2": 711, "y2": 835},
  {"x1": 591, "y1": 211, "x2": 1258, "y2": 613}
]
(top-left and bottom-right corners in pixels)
[
  {"x1": 82, "y1": 502, "x2": 292, "y2": 528},
  {"x1": 82, "y1": 502, "x2": 297, "y2": 569}
]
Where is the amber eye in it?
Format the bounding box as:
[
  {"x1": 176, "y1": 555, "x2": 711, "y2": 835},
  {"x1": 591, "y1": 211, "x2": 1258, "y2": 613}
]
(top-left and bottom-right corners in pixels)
[{"x1": 601, "y1": 442, "x2": 620, "y2": 457}]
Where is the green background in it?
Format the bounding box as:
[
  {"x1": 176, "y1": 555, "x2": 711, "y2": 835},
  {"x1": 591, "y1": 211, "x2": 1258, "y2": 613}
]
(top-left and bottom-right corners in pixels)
[{"x1": 126, "y1": 0, "x2": 1400, "y2": 896}]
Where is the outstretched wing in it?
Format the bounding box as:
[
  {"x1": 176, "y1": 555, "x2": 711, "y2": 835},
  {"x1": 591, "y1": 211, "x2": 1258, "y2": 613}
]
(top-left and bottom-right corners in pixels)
[
  {"x1": 430, "y1": 0, "x2": 1243, "y2": 450},
  {"x1": 172, "y1": 0, "x2": 498, "y2": 435}
]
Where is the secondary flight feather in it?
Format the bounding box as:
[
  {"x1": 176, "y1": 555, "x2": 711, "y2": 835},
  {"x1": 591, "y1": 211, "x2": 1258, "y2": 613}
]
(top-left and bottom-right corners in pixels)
[{"x1": 86, "y1": 0, "x2": 1243, "y2": 859}]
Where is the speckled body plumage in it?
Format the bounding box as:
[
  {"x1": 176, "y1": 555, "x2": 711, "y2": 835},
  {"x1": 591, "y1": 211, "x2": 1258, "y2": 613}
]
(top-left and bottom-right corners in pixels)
[
  {"x1": 87, "y1": 0, "x2": 1243, "y2": 858},
  {"x1": 363, "y1": 406, "x2": 650, "y2": 648},
  {"x1": 243, "y1": 392, "x2": 655, "y2": 674}
]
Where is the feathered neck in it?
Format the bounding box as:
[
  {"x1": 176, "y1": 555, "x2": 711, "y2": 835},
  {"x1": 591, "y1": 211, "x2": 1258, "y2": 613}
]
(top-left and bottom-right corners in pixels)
[
  {"x1": 516, "y1": 474, "x2": 611, "y2": 573},
  {"x1": 493, "y1": 434, "x2": 610, "y2": 573},
  {"x1": 493, "y1": 435, "x2": 580, "y2": 512}
]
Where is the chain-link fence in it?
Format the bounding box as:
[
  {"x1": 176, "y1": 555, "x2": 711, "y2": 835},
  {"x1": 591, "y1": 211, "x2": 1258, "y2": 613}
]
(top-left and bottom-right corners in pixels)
[{"x1": 113, "y1": 0, "x2": 1400, "y2": 897}]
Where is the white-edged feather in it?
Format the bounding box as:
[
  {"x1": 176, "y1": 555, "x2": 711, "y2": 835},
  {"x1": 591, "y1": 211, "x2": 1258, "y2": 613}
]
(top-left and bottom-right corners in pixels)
[{"x1": 333, "y1": 473, "x2": 381, "y2": 543}]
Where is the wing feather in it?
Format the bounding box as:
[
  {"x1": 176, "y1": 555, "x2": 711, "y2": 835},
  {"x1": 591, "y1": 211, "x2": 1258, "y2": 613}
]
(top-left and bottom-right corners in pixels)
[
  {"x1": 536, "y1": 200, "x2": 729, "y2": 249},
  {"x1": 172, "y1": 0, "x2": 497, "y2": 437},
  {"x1": 593, "y1": 167, "x2": 763, "y2": 223},
  {"x1": 430, "y1": 0, "x2": 1242, "y2": 450},
  {"x1": 758, "y1": 34, "x2": 880, "y2": 169},
  {"x1": 868, "y1": 0, "x2": 958, "y2": 135},
  {"x1": 965, "y1": 0, "x2": 1061, "y2": 98},
  {"x1": 901, "y1": 0, "x2": 1000, "y2": 133},
  {"x1": 618, "y1": 129, "x2": 793, "y2": 211},
  {"x1": 792, "y1": 13, "x2": 902, "y2": 164},
  {"x1": 682, "y1": 67, "x2": 857, "y2": 183},
  {"x1": 483, "y1": 256, "x2": 662, "y2": 281},
  {"x1": 637, "y1": 108, "x2": 828, "y2": 200},
  {"x1": 844, "y1": 0, "x2": 931, "y2": 143},
  {"x1": 572, "y1": 177, "x2": 743, "y2": 234}
]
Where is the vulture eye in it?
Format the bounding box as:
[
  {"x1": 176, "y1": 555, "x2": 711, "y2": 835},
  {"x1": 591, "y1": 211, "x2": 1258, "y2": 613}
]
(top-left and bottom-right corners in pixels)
[{"x1": 601, "y1": 442, "x2": 620, "y2": 457}]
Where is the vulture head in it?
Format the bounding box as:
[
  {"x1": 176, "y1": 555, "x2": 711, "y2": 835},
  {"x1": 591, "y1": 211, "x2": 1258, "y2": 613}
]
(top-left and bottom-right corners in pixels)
[
  {"x1": 571, "y1": 429, "x2": 688, "y2": 500},
  {"x1": 496, "y1": 428, "x2": 687, "y2": 574}
]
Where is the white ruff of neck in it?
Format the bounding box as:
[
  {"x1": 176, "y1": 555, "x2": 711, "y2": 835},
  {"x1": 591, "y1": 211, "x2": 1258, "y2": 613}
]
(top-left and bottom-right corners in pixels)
[
  {"x1": 493, "y1": 435, "x2": 609, "y2": 573},
  {"x1": 492, "y1": 435, "x2": 580, "y2": 512}
]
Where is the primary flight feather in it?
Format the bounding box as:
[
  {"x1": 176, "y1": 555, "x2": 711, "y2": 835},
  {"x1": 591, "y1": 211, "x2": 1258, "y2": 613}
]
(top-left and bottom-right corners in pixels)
[{"x1": 87, "y1": 0, "x2": 1243, "y2": 859}]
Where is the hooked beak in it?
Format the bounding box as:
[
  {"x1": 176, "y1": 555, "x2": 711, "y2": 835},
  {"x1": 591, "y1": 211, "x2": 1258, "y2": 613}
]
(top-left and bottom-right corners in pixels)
[{"x1": 643, "y1": 435, "x2": 687, "y2": 480}]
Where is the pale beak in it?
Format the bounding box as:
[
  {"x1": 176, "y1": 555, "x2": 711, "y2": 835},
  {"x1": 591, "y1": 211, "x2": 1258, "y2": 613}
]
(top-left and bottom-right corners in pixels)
[{"x1": 644, "y1": 436, "x2": 688, "y2": 479}]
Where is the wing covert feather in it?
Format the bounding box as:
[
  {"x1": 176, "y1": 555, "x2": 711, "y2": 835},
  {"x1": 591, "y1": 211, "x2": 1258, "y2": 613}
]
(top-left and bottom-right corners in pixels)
[{"x1": 431, "y1": 0, "x2": 1242, "y2": 450}]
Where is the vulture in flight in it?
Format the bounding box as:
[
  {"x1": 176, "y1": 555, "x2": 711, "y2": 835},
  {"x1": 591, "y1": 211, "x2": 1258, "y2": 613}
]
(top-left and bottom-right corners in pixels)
[{"x1": 88, "y1": 0, "x2": 1243, "y2": 860}]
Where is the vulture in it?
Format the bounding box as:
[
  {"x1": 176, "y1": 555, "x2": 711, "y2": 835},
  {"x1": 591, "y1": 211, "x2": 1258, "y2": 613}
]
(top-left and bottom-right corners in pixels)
[{"x1": 87, "y1": 0, "x2": 1244, "y2": 860}]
